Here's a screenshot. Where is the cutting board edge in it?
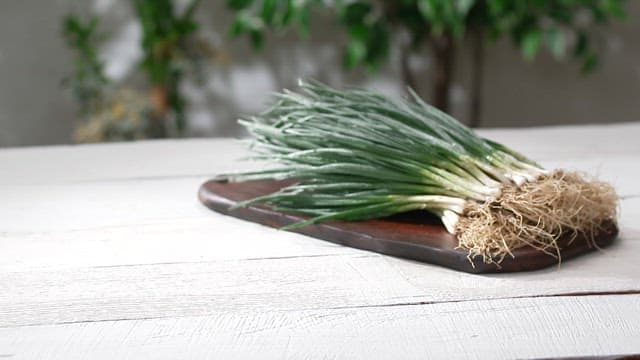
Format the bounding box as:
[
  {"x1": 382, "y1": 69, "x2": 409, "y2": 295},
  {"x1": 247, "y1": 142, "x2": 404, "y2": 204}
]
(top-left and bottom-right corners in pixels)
[{"x1": 198, "y1": 179, "x2": 618, "y2": 274}]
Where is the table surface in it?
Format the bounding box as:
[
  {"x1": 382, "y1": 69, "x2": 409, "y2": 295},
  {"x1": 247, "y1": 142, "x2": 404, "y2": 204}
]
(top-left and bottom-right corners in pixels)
[{"x1": 1, "y1": 123, "x2": 639, "y2": 359}]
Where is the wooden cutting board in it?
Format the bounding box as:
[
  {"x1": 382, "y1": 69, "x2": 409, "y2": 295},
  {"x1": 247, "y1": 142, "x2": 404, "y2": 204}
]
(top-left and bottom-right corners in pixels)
[{"x1": 198, "y1": 179, "x2": 618, "y2": 274}]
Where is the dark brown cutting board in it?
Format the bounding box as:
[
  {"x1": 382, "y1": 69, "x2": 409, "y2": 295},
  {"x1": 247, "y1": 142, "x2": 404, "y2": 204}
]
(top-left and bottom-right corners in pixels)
[{"x1": 198, "y1": 179, "x2": 618, "y2": 274}]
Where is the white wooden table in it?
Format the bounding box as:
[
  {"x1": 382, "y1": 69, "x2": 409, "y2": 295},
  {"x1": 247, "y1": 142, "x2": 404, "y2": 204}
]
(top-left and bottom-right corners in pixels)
[{"x1": 1, "y1": 123, "x2": 640, "y2": 359}]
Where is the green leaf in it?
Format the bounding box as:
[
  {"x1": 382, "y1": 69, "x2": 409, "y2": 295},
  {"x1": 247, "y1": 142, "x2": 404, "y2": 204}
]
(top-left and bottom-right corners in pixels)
[
  {"x1": 229, "y1": 11, "x2": 264, "y2": 37},
  {"x1": 418, "y1": 0, "x2": 437, "y2": 20},
  {"x1": 574, "y1": 32, "x2": 588, "y2": 58},
  {"x1": 341, "y1": 1, "x2": 371, "y2": 23},
  {"x1": 229, "y1": 17, "x2": 247, "y2": 36},
  {"x1": 602, "y1": 0, "x2": 627, "y2": 20},
  {"x1": 261, "y1": 0, "x2": 278, "y2": 24},
  {"x1": 545, "y1": 28, "x2": 565, "y2": 59},
  {"x1": 521, "y1": 29, "x2": 542, "y2": 61},
  {"x1": 227, "y1": 0, "x2": 254, "y2": 11},
  {"x1": 281, "y1": 0, "x2": 295, "y2": 26},
  {"x1": 455, "y1": 0, "x2": 476, "y2": 15},
  {"x1": 250, "y1": 29, "x2": 264, "y2": 49},
  {"x1": 581, "y1": 53, "x2": 598, "y2": 74},
  {"x1": 297, "y1": 6, "x2": 311, "y2": 36},
  {"x1": 345, "y1": 39, "x2": 366, "y2": 68}
]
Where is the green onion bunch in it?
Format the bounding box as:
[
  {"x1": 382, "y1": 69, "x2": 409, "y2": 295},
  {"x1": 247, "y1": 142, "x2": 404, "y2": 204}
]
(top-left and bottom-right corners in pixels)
[{"x1": 221, "y1": 80, "x2": 617, "y2": 263}]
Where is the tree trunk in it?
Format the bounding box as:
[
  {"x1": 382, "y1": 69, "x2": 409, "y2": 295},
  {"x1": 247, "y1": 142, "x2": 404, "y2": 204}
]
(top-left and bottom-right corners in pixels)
[
  {"x1": 431, "y1": 34, "x2": 455, "y2": 113},
  {"x1": 148, "y1": 83, "x2": 169, "y2": 138},
  {"x1": 468, "y1": 29, "x2": 485, "y2": 128}
]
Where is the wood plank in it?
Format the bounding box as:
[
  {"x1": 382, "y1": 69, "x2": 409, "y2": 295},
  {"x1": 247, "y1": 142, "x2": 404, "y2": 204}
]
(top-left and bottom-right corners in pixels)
[
  {"x1": 3, "y1": 187, "x2": 635, "y2": 272},
  {"x1": 1, "y1": 195, "x2": 639, "y2": 327},
  {"x1": 620, "y1": 197, "x2": 640, "y2": 225},
  {"x1": 1, "y1": 295, "x2": 639, "y2": 359},
  {"x1": 482, "y1": 122, "x2": 640, "y2": 161},
  {"x1": 2, "y1": 226, "x2": 639, "y2": 327},
  {"x1": 1, "y1": 124, "x2": 637, "y2": 358},
  {"x1": 0, "y1": 139, "x2": 257, "y2": 185},
  {"x1": 539, "y1": 155, "x2": 640, "y2": 198},
  {"x1": 0, "y1": 123, "x2": 638, "y2": 186},
  {"x1": 1, "y1": 126, "x2": 638, "y2": 330},
  {"x1": 0, "y1": 217, "x2": 352, "y2": 272},
  {"x1": 0, "y1": 177, "x2": 211, "y2": 233}
]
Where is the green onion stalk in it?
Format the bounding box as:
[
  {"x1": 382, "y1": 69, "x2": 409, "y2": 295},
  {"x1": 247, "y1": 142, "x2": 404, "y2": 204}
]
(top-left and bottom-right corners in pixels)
[{"x1": 220, "y1": 80, "x2": 618, "y2": 264}]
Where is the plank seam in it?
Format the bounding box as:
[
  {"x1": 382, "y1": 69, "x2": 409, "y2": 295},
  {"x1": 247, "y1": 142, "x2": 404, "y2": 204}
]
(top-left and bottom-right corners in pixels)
[
  {"x1": 323, "y1": 290, "x2": 640, "y2": 311},
  {"x1": 88, "y1": 253, "x2": 372, "y2": 269},
  {"x1": 2, "y1": 291, "x2": 638, "y2": 329}
]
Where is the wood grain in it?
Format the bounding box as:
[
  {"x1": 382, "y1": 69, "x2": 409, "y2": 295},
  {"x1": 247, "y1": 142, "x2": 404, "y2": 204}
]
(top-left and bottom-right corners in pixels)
[
  {"x1": 3, "y1": 229, "x2": 640, "y2": 328},
  {"x1": 1, "y1": 295, "x2": 639, "y2": 360},
  {"x1": 0, "y1": 139, "x2": 248, "y2": 185}
]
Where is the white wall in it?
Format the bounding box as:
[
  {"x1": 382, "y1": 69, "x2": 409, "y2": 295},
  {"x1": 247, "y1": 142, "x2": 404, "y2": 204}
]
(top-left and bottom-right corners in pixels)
[
  {"x1": 0, "y1": 0, "x2": 639, "y2": 147},
  {"x1": 0, "y1": 0, "x2": 75, "y2": 147}
]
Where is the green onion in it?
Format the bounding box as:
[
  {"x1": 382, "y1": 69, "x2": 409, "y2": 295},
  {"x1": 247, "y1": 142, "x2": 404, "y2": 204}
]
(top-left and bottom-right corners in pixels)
[{"x1": 220, "y1": 80, "x2": 618, "y2": 264}]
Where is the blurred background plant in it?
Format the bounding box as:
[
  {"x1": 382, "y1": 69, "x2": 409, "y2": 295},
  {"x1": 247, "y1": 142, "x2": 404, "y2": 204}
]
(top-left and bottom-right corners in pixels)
[
  {"x1": 228, "y1": 0, "x2": 628, "y2": 126},
  {"x1": 0, "y1": 1, "x2": 635, "y2": 147},
  {"x1": 61, "y1": 14, "x2": 108, "y2": 117},
  {"x1": 72, "y1": 88, "x2": 151, "y2": 142},
  {"x1": 62, "y1": 0, "x2": 227, "y2": 143}
]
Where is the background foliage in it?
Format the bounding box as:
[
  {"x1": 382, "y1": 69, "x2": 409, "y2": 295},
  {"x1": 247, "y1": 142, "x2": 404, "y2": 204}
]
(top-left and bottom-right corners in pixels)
[
  {"x1": 62, "y1": 0, "x2": 628, "y2": 142},
  {"x1": 228, "y1": 0, "x2": 627, "y2": 125},
  {"x1": 63, "y1": 0, "x2": 223, "y2": 141}
]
